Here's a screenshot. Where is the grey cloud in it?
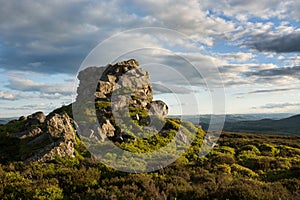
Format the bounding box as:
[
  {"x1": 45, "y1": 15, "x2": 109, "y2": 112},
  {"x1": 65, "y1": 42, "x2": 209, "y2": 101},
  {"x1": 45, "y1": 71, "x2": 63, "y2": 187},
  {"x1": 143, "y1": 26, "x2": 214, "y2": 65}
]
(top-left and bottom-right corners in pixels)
[
  {"x1": 0, "y1": 0, "x2": 238, "y2": 76},
  {"x1": 0, "y1": 0, "x2": 153, "y2": 75},
  {"x1": 244, "y1": 66, "x2": 300, "y2": 78},
  {"x1": 248, "y1": 32, "x2": 300, "y2": 53},
  {"x1": 236, "y1": 87, "x2": 300, "y2": 95}
]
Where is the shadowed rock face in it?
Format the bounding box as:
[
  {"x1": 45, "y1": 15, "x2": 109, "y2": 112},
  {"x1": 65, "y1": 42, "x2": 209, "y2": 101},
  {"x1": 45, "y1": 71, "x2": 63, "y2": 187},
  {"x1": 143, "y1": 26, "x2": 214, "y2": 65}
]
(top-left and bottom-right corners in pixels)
[
  {"x1": 75, "y1": 59, "x2": 169, "y2": 142},
  {"x1": 26, "y1": 111, "x2": 45, "y2": 126},
  {"x1": 14, "y1": 111, "x2": 77, "y2": 163}
]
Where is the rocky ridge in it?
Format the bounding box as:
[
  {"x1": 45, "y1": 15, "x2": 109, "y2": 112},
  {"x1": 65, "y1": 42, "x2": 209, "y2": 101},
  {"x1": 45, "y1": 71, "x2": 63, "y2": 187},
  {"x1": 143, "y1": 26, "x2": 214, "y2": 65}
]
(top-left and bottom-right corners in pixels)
[{"x1": 0, "y1": 111, "x2": 76, "y2": 163}]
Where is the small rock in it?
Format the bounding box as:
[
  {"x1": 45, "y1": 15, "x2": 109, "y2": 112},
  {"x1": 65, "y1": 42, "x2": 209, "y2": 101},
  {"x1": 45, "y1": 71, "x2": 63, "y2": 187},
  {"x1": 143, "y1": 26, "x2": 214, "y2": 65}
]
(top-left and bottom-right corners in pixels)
[
  {"x1": 18, "y1": 116, "x2": 26, "y2": 121},
  {"x1": 19, "y1": 127, "x2": 42, "y2": 139},
  {"x1": 26, "y1": 111, "x2": 46, "y2": 125}
]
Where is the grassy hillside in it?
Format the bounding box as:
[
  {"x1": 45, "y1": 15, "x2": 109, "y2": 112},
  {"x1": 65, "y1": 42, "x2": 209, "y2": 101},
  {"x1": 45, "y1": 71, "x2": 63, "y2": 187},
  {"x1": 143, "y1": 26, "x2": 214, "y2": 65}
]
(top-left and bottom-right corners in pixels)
[
  {"x1": 0, "y1": 129, "x2": 299, "y2": 199},
  {"x1": 0, "y1": 102, "x2": 299, "y2": 199}
]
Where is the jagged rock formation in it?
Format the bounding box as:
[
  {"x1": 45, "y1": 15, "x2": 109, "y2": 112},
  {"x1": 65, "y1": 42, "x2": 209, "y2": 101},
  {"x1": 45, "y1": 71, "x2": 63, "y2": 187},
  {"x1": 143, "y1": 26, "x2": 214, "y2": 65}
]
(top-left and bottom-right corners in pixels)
[
  {"x1": 75, "y1": 59, "x2": 168, "y2": 142},
  {"x1": 11, "y1": 111, "x2": 76, "y2": 162}
]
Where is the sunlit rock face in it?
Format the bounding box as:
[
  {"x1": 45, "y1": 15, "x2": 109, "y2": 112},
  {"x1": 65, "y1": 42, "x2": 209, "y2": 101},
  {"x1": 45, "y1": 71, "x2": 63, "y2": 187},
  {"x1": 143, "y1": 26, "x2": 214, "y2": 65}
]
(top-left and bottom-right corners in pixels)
[
  {"x1": 75, "y1": 59, "x2": 168, "y2": 142},
  {"x1": 12, "y1": 111, "x2": 77, "y2": 162}
]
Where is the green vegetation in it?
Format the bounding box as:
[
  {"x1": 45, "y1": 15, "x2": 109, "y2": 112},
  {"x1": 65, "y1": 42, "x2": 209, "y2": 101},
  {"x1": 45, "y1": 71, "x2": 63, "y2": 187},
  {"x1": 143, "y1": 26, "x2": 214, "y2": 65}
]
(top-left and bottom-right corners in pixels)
[
  {"x1": 49, "y1": 104, "x2": 73, "y2": 118},
  {"x1": 0, "y1": 120, "x2": 26, "y2": 137},
  {"x1": 1, "y1": 102, "x2": 300, "y2": 200},
  {"x1": 0, "y1": 130, "x2": 299, "y2": 199}
]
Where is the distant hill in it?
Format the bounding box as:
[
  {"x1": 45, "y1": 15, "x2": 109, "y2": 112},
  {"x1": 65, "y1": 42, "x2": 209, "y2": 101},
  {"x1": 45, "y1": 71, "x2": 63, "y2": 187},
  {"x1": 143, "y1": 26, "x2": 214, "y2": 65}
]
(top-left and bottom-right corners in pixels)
[
  {"x1": 0, "y1": 117, "x2": 17, "y2": 124},
  {"x1": 169, "y1": 113, "x2": 299, "y2": 135},
  {"x1": 217, "y1": 114, "x2": 300, "y2": 135}
]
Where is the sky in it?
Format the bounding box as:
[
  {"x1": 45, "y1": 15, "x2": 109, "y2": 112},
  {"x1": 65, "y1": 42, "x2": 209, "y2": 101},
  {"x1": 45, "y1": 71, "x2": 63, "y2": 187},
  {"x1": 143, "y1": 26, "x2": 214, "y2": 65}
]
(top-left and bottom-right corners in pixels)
[{"x1": 0, "y1": 0, "x2": 300, "y2": 117}]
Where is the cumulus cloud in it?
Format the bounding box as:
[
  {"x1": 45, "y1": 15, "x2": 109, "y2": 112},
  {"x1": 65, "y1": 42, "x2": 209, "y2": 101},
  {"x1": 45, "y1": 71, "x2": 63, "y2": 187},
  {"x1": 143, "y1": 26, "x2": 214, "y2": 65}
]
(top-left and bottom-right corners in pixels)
[
  {"x1": 0, "y1": 0, "x2": 299, "y2": 115},
  {"x1": 0, "y1": 0, "x2": 239, "y2": 75},
  {"x1": 6, "y1": 77, "x2": 74, "y2": 95}
]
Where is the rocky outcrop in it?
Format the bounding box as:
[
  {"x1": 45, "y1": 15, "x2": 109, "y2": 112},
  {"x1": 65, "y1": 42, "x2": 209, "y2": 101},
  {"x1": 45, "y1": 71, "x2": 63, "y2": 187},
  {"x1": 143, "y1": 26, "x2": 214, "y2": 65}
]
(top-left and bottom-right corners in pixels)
[
  {"x1": 14, "y1": 111, "x2": 77, "y2": 162},
  {"x1": 26, "y1": 111, "x2": 45, "y2": 126},
  {"x1": 46, "y1": 113, "x2": 75, "y2": 141},
  {"x1": 75, "y1": 59, "x2": 168, "y2": 142}
]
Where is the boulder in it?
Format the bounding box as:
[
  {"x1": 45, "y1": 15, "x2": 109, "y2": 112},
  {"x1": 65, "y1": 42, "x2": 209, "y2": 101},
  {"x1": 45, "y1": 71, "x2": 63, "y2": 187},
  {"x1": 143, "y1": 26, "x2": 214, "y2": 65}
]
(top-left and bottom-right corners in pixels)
[
  {"x1": 19, "y1": 111, "x2": 77, "y2": 163},
  {"x1": 46, "y1": 112, "x2": 75, "y2": 141}
]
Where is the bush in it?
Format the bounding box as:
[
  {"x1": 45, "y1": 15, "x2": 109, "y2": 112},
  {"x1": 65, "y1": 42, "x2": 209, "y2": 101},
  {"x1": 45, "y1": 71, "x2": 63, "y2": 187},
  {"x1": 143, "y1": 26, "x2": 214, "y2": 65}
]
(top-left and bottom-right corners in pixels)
[
  {"x1": 208, "y1": 152, "x2": 235, "y2": 165},
  {"x1": 258, "y1": 143, "x2": 279, "y2": 156},
  {"x1": 231, "y1": 164, "x2": 258, "y2": 178},
  {"x1": 239, "y1": 144, "x2": 261, "y2": 155},
  {"x1": 213, "y1": 164, "x2": 231, "y2": 174}
]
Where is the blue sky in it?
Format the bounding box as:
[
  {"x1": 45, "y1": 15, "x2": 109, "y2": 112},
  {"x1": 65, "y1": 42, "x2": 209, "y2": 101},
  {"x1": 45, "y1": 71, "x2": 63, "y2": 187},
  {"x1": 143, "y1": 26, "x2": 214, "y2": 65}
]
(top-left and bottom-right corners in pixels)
[{"x1": 0, "y1": 0, "x2": 300, "y2": 117}]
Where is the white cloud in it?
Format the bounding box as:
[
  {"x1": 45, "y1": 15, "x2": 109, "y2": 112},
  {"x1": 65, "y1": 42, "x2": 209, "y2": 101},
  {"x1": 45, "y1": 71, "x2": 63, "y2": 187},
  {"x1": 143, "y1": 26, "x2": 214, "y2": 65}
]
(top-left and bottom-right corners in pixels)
[
  {"x1": 218, "y1": 52, "x2": 254, "y2": 62},
  {"x1": 7, "y1": 77, "x2": 74, "y2": 95},
  {"x1": 255, "y1": 102, "x2": 300, "y2": 109},
  {"x1": 0, "y1": 91, "x2": 17, "y2": 100},
  {"x1": 199, "y1": 0, "x2": 298, "y2": 20}
]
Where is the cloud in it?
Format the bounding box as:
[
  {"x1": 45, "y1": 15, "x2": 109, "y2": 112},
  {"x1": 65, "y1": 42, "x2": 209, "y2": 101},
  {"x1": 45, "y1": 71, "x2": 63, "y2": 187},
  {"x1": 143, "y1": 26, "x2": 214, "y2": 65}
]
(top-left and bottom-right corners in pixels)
[
  {"x1": 254, "y1": 102, "x2": 300, "y2": 109},
  {"x1": 244, "y1": 66, "x2": 300, "y2": 78},
  {"x1": 0, "y1": 0, "x2": 142, "y2": 74},
  {"x1": 248, "y1": 31, "x2": 300, "y2": 53},
  {"x1": 6, "y1": 77, "x2": 74, "y2": 95},
  {"x1": 152, "y1": 82, "x2": 194, "y2": 94},
  {"x1": 0, "y1": 91, "x2": 17, "y2": 100},
  {"x1": 218, "y1": 52, "x2": 254, "y2": 62},
  {"x1": 236, "y1": 87, "x2": 300, "y2": 95},
  {"x1": 0, "y1": 91, "x2": 39, "y2": 100},
  {"x1": 0, "y1": 0, "x2": 238, "y2": 75},
  {"x1": 0, "y1": 103, "x2": 57, "y2": 111},
  {"x1": 199, "y1": 0, "x2": 298, "y2": 20}
]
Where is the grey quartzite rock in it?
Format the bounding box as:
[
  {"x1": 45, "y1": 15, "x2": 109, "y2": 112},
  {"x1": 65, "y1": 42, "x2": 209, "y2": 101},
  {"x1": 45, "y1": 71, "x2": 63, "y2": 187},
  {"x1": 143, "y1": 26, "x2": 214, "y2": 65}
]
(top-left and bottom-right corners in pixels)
[
  {"x1": 20, "y1": 111, "x2": 77, "y2": 163},
  {"x1": 75, "y1": 59, "x2": 169, "y2": 142}
]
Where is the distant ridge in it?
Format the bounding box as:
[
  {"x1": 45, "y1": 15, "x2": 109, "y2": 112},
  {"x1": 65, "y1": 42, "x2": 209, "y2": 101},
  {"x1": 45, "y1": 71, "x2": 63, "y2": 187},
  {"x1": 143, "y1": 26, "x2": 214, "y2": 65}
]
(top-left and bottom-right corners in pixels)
[
  {"x1": 221, "y1": 114, "x2": 300, "y2": 135},
  {"x1": 0, "y1": 118, "x2": 17, "y2": 125}
]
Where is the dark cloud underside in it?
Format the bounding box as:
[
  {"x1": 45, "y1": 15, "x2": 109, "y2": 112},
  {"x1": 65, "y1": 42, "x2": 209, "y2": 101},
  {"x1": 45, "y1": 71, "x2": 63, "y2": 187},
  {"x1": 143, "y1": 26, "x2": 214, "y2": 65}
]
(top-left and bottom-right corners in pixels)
[{"x1": 249, "y1": 32, "x2": 300, "y2": 53}]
